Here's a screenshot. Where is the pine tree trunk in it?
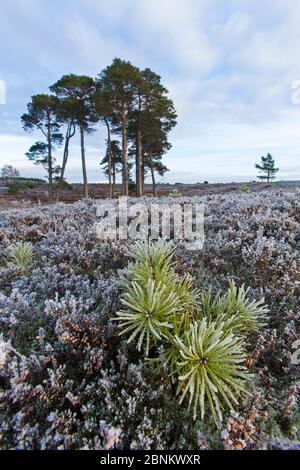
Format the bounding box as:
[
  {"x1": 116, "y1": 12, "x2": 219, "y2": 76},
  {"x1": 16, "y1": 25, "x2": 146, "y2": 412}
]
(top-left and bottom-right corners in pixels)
[
  {"x1": 136, "y1": 128, "x2": 143, "y2": 197},
  {"x1": 150, "y1": 152, "x2": 157, "y2": 197},
  {"x1": 141, "y1": 162, "x2": 145, "y2": 195},
  {"x1": 47, "y1": 116, "x2": 53, "y2": 204},
  {"x1": 105, "y1": 119, "x2": 113, "y2": 199},
  {"x1": 80, "y1": 123, "x2": 88, "y2": 198},
  {"x1": 121, "y1": 106, "x2": 128, "y2": 196},
  {"x1": 136, "y1": 94, "x2": 143, "y2": 197},
  {"x1": 56, "y1": 134, "x2": 69, "y2": 204},
  {"x1": 112, "y1": 164, "x2": 116, "y2": 196},
  {"x1": 56, "y1": 122, "x2": 75, "y2": 203}
]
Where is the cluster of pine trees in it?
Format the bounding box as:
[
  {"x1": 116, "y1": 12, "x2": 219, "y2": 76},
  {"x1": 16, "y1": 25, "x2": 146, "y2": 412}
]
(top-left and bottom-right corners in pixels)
[{"x1": 21, "y1": 58, "x2": 177, "y2": 202}]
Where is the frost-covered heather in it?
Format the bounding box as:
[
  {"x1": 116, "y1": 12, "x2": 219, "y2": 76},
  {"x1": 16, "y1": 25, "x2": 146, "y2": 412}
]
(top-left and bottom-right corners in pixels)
[{"x1": 0, "y1": 188, "x2": 299, "y2": 450}]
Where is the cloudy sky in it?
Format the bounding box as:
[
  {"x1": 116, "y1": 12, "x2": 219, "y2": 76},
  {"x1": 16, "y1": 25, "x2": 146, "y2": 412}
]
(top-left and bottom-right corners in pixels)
[{"x1": 1, "y1": 0, "x2": 300, "y2": 183}]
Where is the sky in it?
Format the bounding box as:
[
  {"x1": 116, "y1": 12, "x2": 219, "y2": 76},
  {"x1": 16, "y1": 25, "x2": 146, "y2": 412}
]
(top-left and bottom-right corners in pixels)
[{"x1": 1, "y1": 0, "x2": 300, "y2": 183}]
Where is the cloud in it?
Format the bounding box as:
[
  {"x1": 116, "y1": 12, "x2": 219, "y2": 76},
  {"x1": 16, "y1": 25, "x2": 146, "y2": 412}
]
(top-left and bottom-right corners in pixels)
[{"x1": 0, "y1": 0, "x2": 299, "y2": 182}]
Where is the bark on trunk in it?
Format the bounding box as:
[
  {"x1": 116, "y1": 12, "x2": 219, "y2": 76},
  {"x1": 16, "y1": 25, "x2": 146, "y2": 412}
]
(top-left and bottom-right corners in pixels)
[
  {"x1": 80, "y1": 123, "x2": 88, "y2": 198},
  {"x1": 141, "y1": 162, "x2": 145, "y2": 195},
  {"x1": 136, "y1": 93, "x2": 143, "y2": 197},
  {"x1": 150, "y1": 153, "x2": 157, "y2": 197},
  {"x1": 56, "y1": 121, "x2": 75, "y2": 203},
  {"x1": 47, "y1": 115, "x2": 53, "y2": 204},
  {"x1": 121, "y1": 106, "x2": 128, "y2": 196},
  {"x1": 105, "y1": 119, "x2": 113, "y2": 199},
  {"x1": 112, "y1": 165, "x2": 116, "y2": 196}
]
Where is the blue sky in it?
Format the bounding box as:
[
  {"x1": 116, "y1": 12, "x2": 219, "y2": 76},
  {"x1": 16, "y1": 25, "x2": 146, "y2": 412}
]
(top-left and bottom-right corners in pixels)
[{"x1": 1, "y1": 0, "x2": 300, "y2": 183}]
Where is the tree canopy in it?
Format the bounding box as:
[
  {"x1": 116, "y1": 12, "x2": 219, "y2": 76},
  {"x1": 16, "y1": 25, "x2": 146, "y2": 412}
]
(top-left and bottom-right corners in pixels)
[
  {"x1": 255, "y1": 153, "x2": 279, "y2": 182},
  {"x1": 50, "y1": 75, "x2": 98, "y2": 198},
  {"x1": 21, "y1": 59, "x2": 177, "y2": 201},
  {"x1": 21, "y1": 94, "x2": 63, "y2": 202}
]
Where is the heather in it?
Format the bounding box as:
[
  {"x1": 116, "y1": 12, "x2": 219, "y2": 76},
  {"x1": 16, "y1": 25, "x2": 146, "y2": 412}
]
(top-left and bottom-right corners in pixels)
[{"x1": 0, "y1": 187, "x2": 299, "y2": 450}]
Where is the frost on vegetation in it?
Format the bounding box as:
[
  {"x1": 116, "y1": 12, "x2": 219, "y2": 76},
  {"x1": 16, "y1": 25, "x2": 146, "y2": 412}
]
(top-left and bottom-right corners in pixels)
[{"x1": 0, "y1": 187, "x2": 299, "y2": 449}]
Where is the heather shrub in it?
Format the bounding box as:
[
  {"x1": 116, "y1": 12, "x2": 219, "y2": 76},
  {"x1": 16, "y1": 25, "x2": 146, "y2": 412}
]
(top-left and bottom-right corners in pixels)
[{"x1": 0, "y1": 187, "x2": 299, "y2": 449}]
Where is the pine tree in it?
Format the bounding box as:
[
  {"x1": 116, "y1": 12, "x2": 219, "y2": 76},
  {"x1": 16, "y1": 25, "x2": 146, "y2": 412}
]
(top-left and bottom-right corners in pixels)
[
  {"x1": 26, "y1": 141, "x2": 61, "y2": 182},
  {"x1": 100, "y1": 139, "x2": 122, "y2": 195},
  {"x1": 255, "y1": 153, "x2": 279, "y2": 182},
  {"x1": 128, "y1": 68, "x2": 177, "y2": 196},
  {"x1": 142, "y1": 122, "x2": 171, "y2": 196},
  {"x1": 94, "y1": 85, "x2": 115, "y2": 198},
  {"x1": 50, "y1": 75, "x2": 98, "y2": 198},
  {"x1": 21, "y1": 94, "x2": 63, "y2": 202},
  {"x1": 49, "y1": 92, "x2": 77, "y2": 203},
  {"x1": 98, "y1": 59, "x2": 141, "y2": 196}
]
